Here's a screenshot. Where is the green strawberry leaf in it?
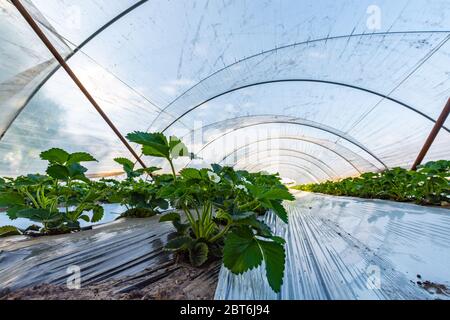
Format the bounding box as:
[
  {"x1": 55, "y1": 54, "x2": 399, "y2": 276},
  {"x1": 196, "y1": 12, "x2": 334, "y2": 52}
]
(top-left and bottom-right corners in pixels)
[
  {"x1": 46, "y1": 164, "x2": 70, "y2": 180},
  {"x1": 223, "y1": 226, "x2": 286, "y2": 293},
  {"x1": 269, "y1": 200, "x2": 288, "y2": 223},
  {"x1": 114, "y1": 157, "x2": 135, "y2": 171},
  {"x1": 258, "y1": 238, "x2": 286, "y2": 292},
  {"x1": 91, "y1": 205, "x2": 104, "y2": 223},
  {"x1": 79, "y1": 215, "x2": 90, "y2": 222},
  {"x1": 40, "y1": 148, "x2": 70, "y2": 164},
  {"x1": 0, "y1": 192, "x2": 24, "y2": 206},
  {"x1": 165, "y1": 236, "x2": 193, "y2": 251},
  {"x1": 180, "y1": 168, "x2": 202, "y2": 180},
  {"x1": 223, "y1": 226, "x2": 263, "y2": 274},
  {"x1": 127, "y1": 132, "x2": 170, "y2": 158},
  {"x1": 67, "y1": 152, "x2": 97, "y2": 165}
]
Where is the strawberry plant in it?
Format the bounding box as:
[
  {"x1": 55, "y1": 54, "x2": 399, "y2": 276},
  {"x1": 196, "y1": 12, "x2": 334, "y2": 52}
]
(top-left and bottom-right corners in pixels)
[
  {"x1": 125, "y1": 132, "x2": 293, "y2": 292},
  {"x1": 0, "y1": 174, "x2": 64, "y2": 233},
  {"x1": 158, "y1": 164, "x2": 293, "y2": 293},
  {"x1": 126, "y1": 132, "x2": 191, "y2": 179},
  {"x1": 113, "y1": 157, "x2": 160, "y2": 180},
  {"x1": 41, "y1": 148, "x2": 97, "y2": 183},
  {"x1": 111, "y1": 157, "x2": 167, "y2": 217},
  {"x1": 108, "y1": 179, "x2": 169, "y2": 218},
  {"x1": 0, "y1": 149, "x2": 111, "y2": 234}
]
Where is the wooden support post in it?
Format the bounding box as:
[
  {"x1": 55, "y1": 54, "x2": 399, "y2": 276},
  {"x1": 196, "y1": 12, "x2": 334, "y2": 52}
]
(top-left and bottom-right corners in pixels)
[{"x1": 411, "y1": 97, "x2": 450, "y2": 170}]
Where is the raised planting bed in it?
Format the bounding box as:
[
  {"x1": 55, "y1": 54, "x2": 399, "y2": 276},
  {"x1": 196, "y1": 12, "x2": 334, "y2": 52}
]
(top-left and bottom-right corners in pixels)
[{"x1": 0, "y1": 214, "x2": 220, "y2": 300}]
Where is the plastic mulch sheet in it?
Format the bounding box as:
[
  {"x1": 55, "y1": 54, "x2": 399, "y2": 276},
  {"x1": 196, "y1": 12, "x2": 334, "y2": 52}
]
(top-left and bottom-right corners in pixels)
[
  {"x1": 215, "y1": 192, "x2": 450, "y2": 300},
  {"x1": 0, "y1": 207, "x2": 174, "y2": 290}
]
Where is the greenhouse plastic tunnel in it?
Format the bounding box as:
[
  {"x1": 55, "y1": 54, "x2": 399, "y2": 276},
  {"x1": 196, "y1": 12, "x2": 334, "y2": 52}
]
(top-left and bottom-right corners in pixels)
[{"x1": 0, "y1": 0, "x2": 449, "y2": 301}]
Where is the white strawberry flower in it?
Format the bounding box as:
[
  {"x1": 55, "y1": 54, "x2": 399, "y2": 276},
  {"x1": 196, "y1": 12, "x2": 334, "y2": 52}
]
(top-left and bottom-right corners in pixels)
[
  {"x1": 208, "y1": 171, "x2": 221, "y2": 183},
  {"x1": 235, "y1": 184, "x2": 248, "y2": 192},
  {"x1": 241, "y1": 177, "x2": 251, "y2": 184}
]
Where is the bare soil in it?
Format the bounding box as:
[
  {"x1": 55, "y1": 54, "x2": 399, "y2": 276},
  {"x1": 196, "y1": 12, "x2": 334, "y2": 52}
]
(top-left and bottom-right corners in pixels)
[
  {"x1": 0, "y1": 259, "x2": 221, "y2": 300},
  {"x1": 417, "y1": 280, "x2": 450, "y2": 296}
]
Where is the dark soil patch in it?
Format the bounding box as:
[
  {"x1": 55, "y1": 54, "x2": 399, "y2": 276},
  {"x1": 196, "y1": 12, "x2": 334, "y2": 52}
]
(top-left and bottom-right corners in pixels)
[
  {"x1": 417, "y1": 280, "x2": 450, "y2": 296},
  {"x1": 119, "y1": 208, "x2": 157, "y2": 219},
  {"x1": 0, "y1": 259, "x2": 221, "y2": 300}
]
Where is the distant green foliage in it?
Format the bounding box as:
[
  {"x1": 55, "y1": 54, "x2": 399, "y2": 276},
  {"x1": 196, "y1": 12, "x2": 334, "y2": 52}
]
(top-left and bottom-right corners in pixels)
[
  {"x1": 293, "y1": 160, "x2": 450, "y2": 206},
  {"x1": 113, "y1": 157, "x2": 160, "y2": 180},
  {"x1": 106, "y1": 176, "x2": 170, "y2": 215}
]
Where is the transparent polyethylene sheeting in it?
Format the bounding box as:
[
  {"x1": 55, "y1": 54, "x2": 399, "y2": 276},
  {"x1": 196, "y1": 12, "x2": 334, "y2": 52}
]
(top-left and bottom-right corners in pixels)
[
  {"x1": 0, "y1": 0, "x2": 449, "y2": 181},
  {"x1": 215, "y1": 192, "x2": 450, "y2": 300}
]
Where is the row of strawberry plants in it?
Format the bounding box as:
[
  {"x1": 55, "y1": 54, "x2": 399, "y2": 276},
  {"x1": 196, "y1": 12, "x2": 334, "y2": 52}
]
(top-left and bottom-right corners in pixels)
[
  {"x1": 0, "y1": 132, "x2": 295, "y2": 292},
  {"x1": 293, "y1": 161, "x2": 449, "y2": 206}
]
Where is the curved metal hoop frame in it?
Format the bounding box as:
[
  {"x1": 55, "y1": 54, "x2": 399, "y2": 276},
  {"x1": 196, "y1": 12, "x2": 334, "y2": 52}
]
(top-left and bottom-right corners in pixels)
[
  {"x1": 231, "y1": 149, "x2": 336, "y2": 179},
  {"x1": 206, "y1": 135, "x2": 369, "y2": 174},
  {"x1": 7, "y1": 0, "x2": 449, "y2": 165},
  {"x1": 222, "y1": 145, "x2": 338, "y2": 174},
  {"x1": 242, "y1": 156, "x2": 333, "y2": 180},
  {"x1": 161, "y1": 30, "x2": 449, "y2": 110},
  {"x1": 242, "y1": 161, "x2": 321, "y2": 183},
  {"x1": 160, "y1": 79, "x2": 449, "y2": 135},
  {"x1": 186, "y1": 120, "x2": 387, "y2": 170}
]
